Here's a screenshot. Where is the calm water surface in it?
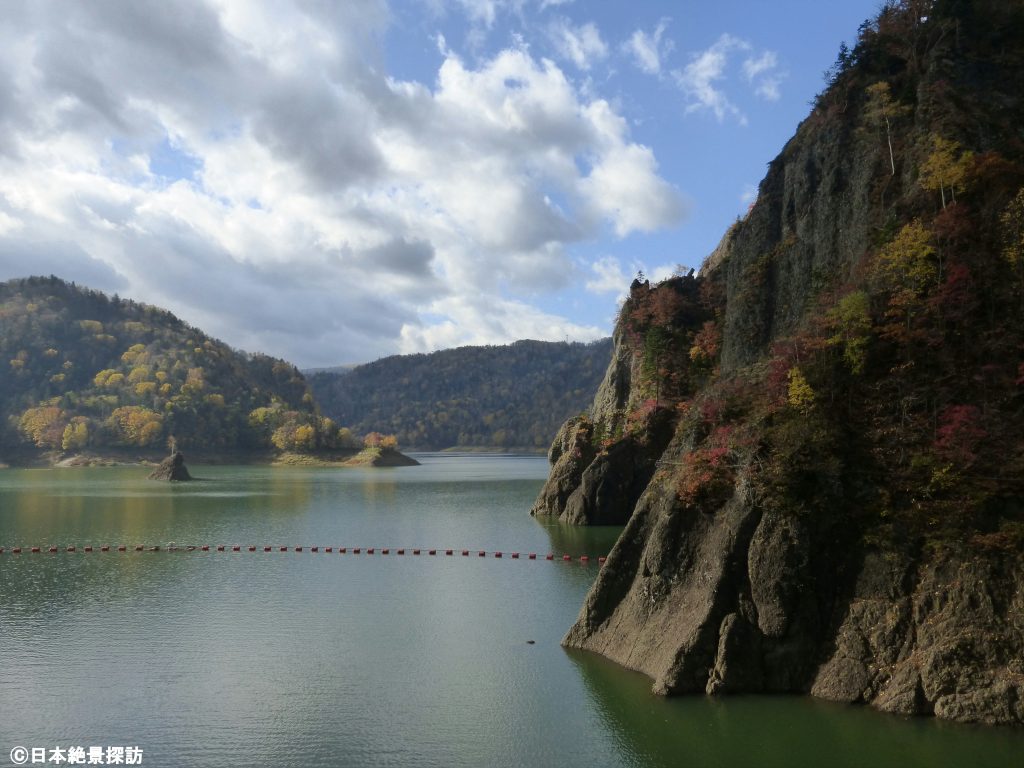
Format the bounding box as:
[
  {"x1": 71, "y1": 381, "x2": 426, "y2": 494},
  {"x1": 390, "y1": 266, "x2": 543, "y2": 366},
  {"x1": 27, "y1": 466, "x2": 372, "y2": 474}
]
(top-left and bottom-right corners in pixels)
[{"x1": 1, "y1": 455, "x2": 1021, "y2": 767}]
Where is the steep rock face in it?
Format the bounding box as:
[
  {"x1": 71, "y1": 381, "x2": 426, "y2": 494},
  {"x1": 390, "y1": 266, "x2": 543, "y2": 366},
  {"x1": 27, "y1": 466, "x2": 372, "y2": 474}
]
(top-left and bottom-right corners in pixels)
[
  {"x1": 532, "y1": 277, "x2": 702, "y2": 525},
  {"x1": 531, "y1": 417, "x2": 596, "y2": 518},
  {"x1": 540, "y1": 2, "x2": 1024, "y2": 726},
  {"x1": 566, "y1": 455, "x2": 1024, "y2": 724}
]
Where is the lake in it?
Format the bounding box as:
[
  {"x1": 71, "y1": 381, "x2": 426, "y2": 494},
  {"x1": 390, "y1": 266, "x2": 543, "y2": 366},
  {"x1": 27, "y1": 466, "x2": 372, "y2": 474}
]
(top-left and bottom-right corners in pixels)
[{"x1": 1, "y1": 455, "x2": 1021, "y2": 767}]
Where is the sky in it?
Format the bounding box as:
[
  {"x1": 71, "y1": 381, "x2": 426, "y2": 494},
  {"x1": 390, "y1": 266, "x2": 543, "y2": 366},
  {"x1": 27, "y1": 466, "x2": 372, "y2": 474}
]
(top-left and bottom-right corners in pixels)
[{"x1": 0, "y1": 0, "x2": 881, "y2": 368}]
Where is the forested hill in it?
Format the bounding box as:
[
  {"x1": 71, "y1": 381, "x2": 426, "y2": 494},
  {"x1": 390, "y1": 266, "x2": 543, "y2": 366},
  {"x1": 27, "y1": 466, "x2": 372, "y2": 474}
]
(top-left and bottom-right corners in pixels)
[
  {"x1": 307, "y1": 339, "x2": 613, "y2": 450},
  {"x1": 0, "y1": 276, "x2": 349, "y2": 458}
]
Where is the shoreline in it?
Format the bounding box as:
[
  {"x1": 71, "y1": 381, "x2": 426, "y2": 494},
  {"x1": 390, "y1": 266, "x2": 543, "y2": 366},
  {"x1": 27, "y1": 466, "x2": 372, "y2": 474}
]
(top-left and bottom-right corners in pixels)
[{"x1": 0, "y1": 447, "x2": 420, "y2": 469}]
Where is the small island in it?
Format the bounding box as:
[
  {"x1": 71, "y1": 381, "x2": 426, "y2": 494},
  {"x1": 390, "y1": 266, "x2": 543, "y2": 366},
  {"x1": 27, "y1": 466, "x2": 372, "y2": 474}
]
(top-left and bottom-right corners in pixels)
[{"x1": 148, "y1": 450, "x2": 193, "y2": 481}]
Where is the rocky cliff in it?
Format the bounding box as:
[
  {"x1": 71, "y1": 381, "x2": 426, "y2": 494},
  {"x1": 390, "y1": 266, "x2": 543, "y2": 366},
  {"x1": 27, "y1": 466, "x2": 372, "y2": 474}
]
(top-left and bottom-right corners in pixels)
[{"x1": 536, "y1": 0, "x2": 1024, "y2": 726}]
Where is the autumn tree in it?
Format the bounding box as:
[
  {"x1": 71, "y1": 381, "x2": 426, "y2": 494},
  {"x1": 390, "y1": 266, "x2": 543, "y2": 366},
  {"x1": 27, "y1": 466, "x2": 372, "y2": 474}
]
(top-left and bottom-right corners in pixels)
[
  {"x1": 873, "y1": 220, "x2": 937, "y2": 334},
  {"x1": 919, "y1": 136, "x2": 974, "y2": 209},
  {"x1": 19, "y1": 405, "x2": 66, "y2": 449},
  {"x1": 61, "y1": 417, "x2": 90, "y2": 451},
  {"x1": 109, "y1": 406, "x2": 163, "y2": 447},
  {"x1": 862, "y1": 82, "x2": 910, "y2": 176},
  {"x1": 826, "y1": 291, "x2": 872, "y2": 374},
  {"x1": 1001, "y1": 188, "x2": 1024, "y2": 305},
  {"x1": 787, "y1": 367, "x2": 816, "y2": 414}
]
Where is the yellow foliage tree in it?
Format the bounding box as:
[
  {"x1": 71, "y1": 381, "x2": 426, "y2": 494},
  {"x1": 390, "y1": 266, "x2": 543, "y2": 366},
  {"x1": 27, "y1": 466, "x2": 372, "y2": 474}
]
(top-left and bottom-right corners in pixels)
[
  {"x1": 121, "y1": 343, "x2": 148, "y2": 364},
  {"x1": 787, "y1": 367, "x2": 815, "y2": 415},
  {"x1": 61, "y1": 418, "x2": 90, "y2": 451},
  {"x1": 19, "y1": 406, "x2": 66, "y2": 449},
  {"x1": 919, "y1": 136, "x2": 974, "y2": 208},
  {"x1": 93, "y1": 369, "x2": 117, "y2": 387},
  {"x1": 127, "y1": 365, "x2": 152, "y2": 384},
  {"x1": 874, "y1": 220, "x2": 937, "y2": 295},
  {"x1": 109, "y1": 406, "x2": 163, "y2": 447},
  {"x1": 862, "y1": 82, "x2": 910, "y2": 176},
  {"x1": 293, "y1": 424, "x2": 316, "y2": 451}
]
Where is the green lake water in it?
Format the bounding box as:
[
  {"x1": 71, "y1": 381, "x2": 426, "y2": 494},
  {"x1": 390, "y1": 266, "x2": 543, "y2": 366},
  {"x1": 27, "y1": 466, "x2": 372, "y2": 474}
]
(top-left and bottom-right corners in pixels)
[{"x1": 1, "y1": 455, "x2": 1021, "y2": 767}]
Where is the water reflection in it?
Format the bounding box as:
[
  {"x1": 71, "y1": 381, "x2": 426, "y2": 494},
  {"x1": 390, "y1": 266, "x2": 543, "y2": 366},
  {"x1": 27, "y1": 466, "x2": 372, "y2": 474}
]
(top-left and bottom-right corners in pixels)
[
  {"x1": 567, "y1": 647, "x2": 1024, "y2": 768},
  {"x1": 536, "y1": 519, "x2": 622, "y2": 558}
]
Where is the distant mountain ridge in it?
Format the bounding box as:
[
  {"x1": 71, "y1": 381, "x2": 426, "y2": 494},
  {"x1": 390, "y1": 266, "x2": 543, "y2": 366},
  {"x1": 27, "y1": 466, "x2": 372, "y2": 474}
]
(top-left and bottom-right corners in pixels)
[{"x1": 307, "y1": 338, "x2": 613, "y2": 450}]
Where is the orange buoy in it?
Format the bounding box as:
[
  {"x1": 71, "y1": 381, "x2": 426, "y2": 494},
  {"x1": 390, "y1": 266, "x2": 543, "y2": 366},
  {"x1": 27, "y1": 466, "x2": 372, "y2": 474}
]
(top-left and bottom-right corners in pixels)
[
  {"x1": 562, "y1": 554, "x2": 571, "y2": 561},
  {"x1": 353, "y1": 547, "x2": 361, "y2": 554},
  {"x1": 295, "y1": 546, "x2": 303, "y2": 552},
  {"x1": 545, "y1": 554, "x2": 553, "y2": 560},
  {"x1": 248, "y1": 546, "x2": 256, "y2": 552},
  {"x1": 217, "y1": 545, "x2": 225, "y2": 552},
  {"x1": 397, "y1": 548, "x2": 405, "y2": 555},
  {"x1": 494, "y1": 552, "x2": 502, "y2": 558},
  {"x1": 478, "y1": 550, "x2": 486, "y2": 557},
  {"x1": 232, "y1": 545, "x2": 241, "y2": 552},
  {"x1": 429, "y1": 549, "x2": 436, "y2": 556},
  {"x1": 85, "y1": 546, "x2": 93, "y2": 552},
  {"x1": 511, "y1": 552, "x2": 519, "y2": 559},
  {"x1": 325, "y1": 547, "x2": 333, "y2": 552},
  {"x1": 67, "y1": 545, "x2": 76, "y2": 552},
  {"x1": 580, "y1": 555, "x2": 590, "y2": 562},
  {"x1": 445, "y1": 549, "x2": 453, "y2": 556},
  {"x1": 263, "y1": 546, "x2": 271, "y2": 552},
  {"x1": 382, "y1": 548, "x2": 389, "y2": 555},
  {"x1": 367, "y1": 547, "x2": 375, "y2": 554},
  {"x1": 118, "y1": 545, "x2": 126, "y2": 552},
  {"x1": 102, "y1": 545, "x2": 110, "y2": 552},
  {"x1": 413, "y1": 549, "x2": 420, "y2": 555},
  {"x1": 462, "y1": 550, "x2": 469, "y2": 556},
  {"x1": 135, "y1": 545, "x2": 144, "y2": 552},
  {"x1": 201, "y1": 545, "x2": 209, "y2": 551},
  {"x1": 340, "y1": 547, "x2": 348, "y2": 553},
  {"x1": 598, "y1": 556, "x2": 607, "y2": 565},
  {"x1": 280, "y1": 546, "x2": 288, "y2": 552},
  {"x1": 14, "y1": 547, "x2": 23, "y2": 554},
  {"x1": 312, "y1": 546, "x2": 319, "y2": 552},
  {"x1": 528, "y1": 553, "x2": 536, "y2": 560}
]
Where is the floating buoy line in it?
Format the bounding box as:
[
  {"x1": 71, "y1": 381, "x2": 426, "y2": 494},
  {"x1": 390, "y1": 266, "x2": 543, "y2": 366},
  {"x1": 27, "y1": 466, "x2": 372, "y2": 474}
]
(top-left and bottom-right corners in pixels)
[{"x1": 0, "y1": 544, "x2": 606, "y2": 565}]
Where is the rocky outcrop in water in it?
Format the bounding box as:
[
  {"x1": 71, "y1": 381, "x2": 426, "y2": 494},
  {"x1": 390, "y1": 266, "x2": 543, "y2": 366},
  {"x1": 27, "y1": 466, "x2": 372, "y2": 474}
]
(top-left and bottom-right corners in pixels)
[{"x1": 148, "y1": 451, "x2": 192, "y2": 481}]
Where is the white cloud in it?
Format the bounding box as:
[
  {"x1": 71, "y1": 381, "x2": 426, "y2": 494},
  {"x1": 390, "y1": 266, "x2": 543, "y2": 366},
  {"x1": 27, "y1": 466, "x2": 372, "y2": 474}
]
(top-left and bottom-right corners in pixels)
[
  {"x1": 0, "y1": 0, "x2": 682, "y2": 366},
  {"x1": 648, "y1": 263, "x2": 678, "y2": 283},
  {"x1": 674, "y1": 33, "x2": 749, "y2": 123},
  {"x1": 585, "y1": 256, "x2": 628, "y2": 295},
  {"x1": 623, "y1": 19, "x2": 673, "y2": 75},
  {"x1": 742, "y1": 51, "x2": 776, "y2": 80},
  {"x1": 743, "y1": 50, "x2": 783, "y2": 101},
  {"x1": 549, "y1": 19, "x2": 608, "y2": 70},
  {"x1": 399, "y1": 293, "x2": 604, "y2": 353}
]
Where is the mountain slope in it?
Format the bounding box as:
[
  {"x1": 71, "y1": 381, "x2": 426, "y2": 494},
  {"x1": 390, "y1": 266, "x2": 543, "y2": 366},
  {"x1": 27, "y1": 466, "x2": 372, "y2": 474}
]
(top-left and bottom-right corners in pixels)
[
  {"x1": 0, "y1": 276, "x2": 340, "y2": 458},
  {"x1": 535, "y1": 0, "x2": 1024, "y2": 725},
  {"x1": 307, "y1": 339, "x2": 612, "y2": 450}
]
